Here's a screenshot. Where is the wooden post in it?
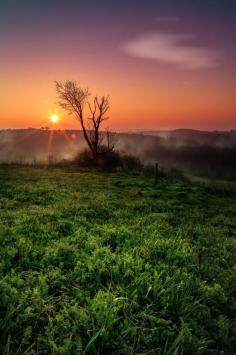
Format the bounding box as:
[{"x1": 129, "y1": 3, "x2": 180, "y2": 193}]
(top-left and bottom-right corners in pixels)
[{"x1": 154, "y1": 162, "x2": 159, "y2": 184}]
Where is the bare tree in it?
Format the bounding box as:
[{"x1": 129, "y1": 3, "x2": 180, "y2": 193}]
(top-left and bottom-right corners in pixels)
[{"x1": 55, "y1": 80, "x2": 115, "y2": 162}]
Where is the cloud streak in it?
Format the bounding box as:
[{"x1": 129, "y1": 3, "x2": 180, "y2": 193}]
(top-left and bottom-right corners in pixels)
[{"x1": 123, "y1": 33, "x2": 220, "y2": 70}]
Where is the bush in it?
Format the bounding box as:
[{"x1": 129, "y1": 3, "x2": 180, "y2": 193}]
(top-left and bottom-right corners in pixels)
[
  {"x1": 98, "y1": 150, "x2": 123, "y2": 171},
  {"x1": 72, "y1": 149, "x2": 144, "y2": 172},
  {"x1": 73, "y1": 149, "x2": 96, "y2": 168},
  {"x1": 121, "y1": 154, "x2": 143, "y2": 171},
  {"x1": 72, "y1": 148, "x2": 122, "y2": 171}
]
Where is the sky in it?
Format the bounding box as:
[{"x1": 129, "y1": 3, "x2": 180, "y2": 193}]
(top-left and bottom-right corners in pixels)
[{"x1": 0, "y1": 0, "x2": 236, "y2": 130}]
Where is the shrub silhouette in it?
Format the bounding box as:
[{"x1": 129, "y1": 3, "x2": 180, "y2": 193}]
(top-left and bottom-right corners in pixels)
[{"x1": 73, "y1": 148, "x2": 122, "y2": 171}]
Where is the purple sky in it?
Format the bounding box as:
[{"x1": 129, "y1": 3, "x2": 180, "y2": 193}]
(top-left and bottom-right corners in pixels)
[{"x1": 0, "y1": 0, "x2": 235, "y2": 130}]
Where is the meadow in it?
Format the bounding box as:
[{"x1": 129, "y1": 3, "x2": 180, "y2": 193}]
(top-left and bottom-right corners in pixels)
[{"x1": 0, "y1": 166, "x2": 235, "y2": 354}]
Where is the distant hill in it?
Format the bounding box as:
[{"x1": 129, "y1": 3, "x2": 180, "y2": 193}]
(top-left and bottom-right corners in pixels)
[{"x1": 129, "y1": 129, "x2": 236, "y2": 148}]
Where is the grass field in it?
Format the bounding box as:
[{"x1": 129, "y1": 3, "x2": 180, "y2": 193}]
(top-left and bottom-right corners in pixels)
[{"x1": 0, "y1": 166, "x2": 236, "y2": 354}]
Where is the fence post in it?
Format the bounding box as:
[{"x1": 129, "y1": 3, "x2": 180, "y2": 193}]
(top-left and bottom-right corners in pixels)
[{"x1": 154, "y1": 162, "x2": 159, "y2": 184}]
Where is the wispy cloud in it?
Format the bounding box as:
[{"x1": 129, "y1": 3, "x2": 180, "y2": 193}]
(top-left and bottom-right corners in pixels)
[{"x1": 122, "y1": 33, "x2": 220, "y2": 70}]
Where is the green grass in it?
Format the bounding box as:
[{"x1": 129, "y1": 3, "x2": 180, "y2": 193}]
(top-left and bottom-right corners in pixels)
[{"x1": 0, "y1": 166, "x2": 235, "y2": 354}]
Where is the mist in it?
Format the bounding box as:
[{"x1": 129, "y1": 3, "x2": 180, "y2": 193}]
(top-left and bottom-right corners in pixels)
[{"x1": 0, "y1": 128, "x2": 236, "y2": 180}]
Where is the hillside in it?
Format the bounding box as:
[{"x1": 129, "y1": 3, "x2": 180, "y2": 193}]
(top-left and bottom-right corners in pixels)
[
  {"x1": 0, "y1": 166, "x2": 235, "y2": 354},
  {"x1": 139, "y1": 129, "x2": 236, "y2": 146}
]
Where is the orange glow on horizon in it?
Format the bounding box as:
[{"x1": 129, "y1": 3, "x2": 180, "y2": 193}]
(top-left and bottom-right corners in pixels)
[{"x1": 0, "y1": 63, "x2": 235, "y2": 131}]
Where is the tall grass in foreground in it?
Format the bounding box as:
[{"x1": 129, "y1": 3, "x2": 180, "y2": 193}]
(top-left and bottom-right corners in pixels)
[{"x1": 0, "y1": 166, "x2": 235, "y2": 354}]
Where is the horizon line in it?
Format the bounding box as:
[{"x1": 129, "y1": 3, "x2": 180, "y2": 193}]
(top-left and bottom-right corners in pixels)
[{"x1": 1, "y1": 127, "x2": 236, "y2": 133}]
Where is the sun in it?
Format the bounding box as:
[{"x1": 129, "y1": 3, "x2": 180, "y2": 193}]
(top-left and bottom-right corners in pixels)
[{"x1": 50, "y1": 114, "x2": 59, "y2": 123}]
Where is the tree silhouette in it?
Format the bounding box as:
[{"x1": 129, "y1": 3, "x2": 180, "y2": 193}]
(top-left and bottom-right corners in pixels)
[{"x1": 55, "y1": 80, "x2": 115, "y2": 162}]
